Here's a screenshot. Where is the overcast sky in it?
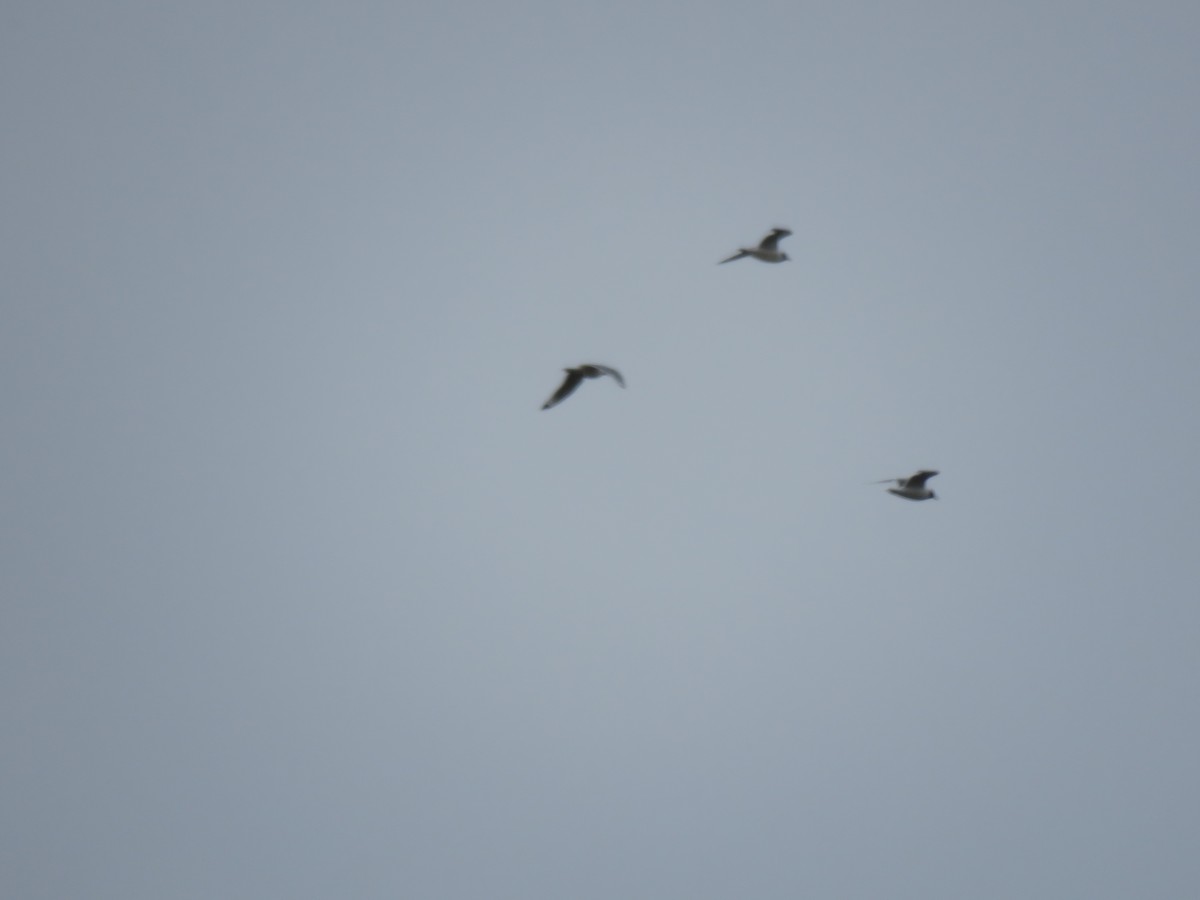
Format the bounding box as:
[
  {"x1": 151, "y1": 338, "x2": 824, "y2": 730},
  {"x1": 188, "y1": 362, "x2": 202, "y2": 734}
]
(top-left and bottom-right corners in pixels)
[{"x1": 4, "y1": 2, "x2": 1200, "y2": 898}]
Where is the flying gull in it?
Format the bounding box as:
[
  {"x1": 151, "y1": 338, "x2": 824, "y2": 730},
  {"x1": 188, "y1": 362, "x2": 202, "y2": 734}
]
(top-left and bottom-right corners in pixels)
[
  {"x1": 874, "y1": 470, "x2": 939, "y2": 501},
  {"x1": 719, "y1": 227, "x2": 792, "y2": 264},
  {"x1": 541, "y1": 364, "x2": 625, "y2": 410}
]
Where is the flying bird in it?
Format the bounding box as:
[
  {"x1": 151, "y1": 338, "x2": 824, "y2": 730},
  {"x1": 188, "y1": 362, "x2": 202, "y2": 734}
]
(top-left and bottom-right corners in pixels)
[
  {"x1": 541, "y1": 364, "x2": 625, "y2": 410},
  {"x1": 874, "y1": 470, "x2": 939, "y2": 501},
  {"x1": 719, "y1": 227, "x2": 792, "y2": 264}
]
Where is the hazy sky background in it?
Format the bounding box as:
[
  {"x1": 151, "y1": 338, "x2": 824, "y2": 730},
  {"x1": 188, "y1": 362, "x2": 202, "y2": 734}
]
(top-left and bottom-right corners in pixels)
[{"x1": 4, "y1": 2, "x2": 1199, "y2": 898}]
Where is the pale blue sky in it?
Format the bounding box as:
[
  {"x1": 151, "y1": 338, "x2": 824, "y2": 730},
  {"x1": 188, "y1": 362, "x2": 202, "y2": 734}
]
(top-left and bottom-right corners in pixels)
[{"x1": 3, "y1": 2, "x2": 1199, "y2": 898}]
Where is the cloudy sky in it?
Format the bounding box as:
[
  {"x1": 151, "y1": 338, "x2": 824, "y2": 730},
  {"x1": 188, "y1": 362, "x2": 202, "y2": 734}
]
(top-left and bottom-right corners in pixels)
[{"x1": 4, "y1": 2, "x2": 1199, "y2": 898}]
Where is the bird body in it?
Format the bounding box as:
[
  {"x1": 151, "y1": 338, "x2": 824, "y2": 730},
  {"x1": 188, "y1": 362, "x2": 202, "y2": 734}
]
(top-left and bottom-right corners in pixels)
[
  {"x1": 876, "y1": 470, "x2": 939, "y2": 501},
  {"x1": 719, "y1": 227, "x2": 792, "y2": 264},
  {"x1": 541, "y1": 364, "x2": 625, "y2": 410}
]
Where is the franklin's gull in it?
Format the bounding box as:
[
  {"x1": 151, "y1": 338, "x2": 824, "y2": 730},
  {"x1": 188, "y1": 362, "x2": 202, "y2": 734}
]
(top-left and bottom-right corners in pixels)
[
  {"x1": 719, "y1": 227, "x2": 792, "y2": 264},
  {"x1": 541, "y1": 364, "x2": 625, "y2": 410},
  {"x1": 875, "y1": 470, "x2": 939, "y2": 501}
]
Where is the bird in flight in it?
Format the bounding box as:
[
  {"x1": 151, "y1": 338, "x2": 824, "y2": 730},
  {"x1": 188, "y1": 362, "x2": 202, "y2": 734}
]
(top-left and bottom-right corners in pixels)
[
  {"x1": 874, "y1": 470, "x2": 939, "y2": 501},
  {"x1": 541, "y1": 364, "x2": 625, "y2": 410},
  {"x1": 719, "y1": 227, "x2": 792, "y2": 264}
]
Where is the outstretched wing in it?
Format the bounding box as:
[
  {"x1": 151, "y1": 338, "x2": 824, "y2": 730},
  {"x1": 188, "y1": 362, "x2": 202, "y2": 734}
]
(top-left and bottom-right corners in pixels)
[
  {"x1": 758, "y1": 227, "x2": 792, "y2": 251},
  {"x1": 719, "y1": 250, "x2": 750, "y2": 264},
  {"x1": 542, "y1": 370, "x2": 584, "y2": 410},
  {"x1": 907, "y1": 470, "x2": 939, "y2": 488},
  {"x1": 585, "y1": 364, "x2": 625, "y2": 388}
]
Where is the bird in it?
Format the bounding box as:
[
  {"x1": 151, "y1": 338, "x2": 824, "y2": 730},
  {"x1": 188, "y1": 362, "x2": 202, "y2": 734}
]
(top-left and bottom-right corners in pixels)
[
  {"x1": 541, "y1": 364, "x2": 625, "y2": 410},
  {"x1": 719, "y1": 227, "x2": 792, "y2": 264},
  {"x1": 874, "y1": 470, "x2": 939, "y2": 501}
]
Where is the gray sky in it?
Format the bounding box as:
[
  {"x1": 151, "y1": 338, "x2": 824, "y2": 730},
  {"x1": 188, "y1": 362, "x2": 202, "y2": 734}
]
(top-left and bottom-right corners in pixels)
[{"x1": 4, "y1": 2, "x2": 1199, "y2": 898}]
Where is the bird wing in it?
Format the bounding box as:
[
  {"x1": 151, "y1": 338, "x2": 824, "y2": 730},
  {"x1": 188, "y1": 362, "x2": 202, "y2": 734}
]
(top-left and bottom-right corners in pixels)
[
  {"x1": 542, "y1": 370, "x2": 583, "y2": 410},
  {"x1": 758, "y1": 228, "x2": 792, "y2": 250},
  {"x1": 907, "y1": 470, "x2": 939, "y2": 488},
  {"x1": 718, "y1": 250, "x2": 749, "y2": 264},
  {"x1": 586, "y1": 364, "x2": 625, "y2": 388}
]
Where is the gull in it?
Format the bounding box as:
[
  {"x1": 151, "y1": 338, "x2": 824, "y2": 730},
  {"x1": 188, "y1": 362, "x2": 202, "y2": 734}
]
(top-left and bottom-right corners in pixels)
[
  {"x1": 719, "y1": 227, "x2": 792, "y2": 264},
  {"x1": 874, "y1": 470, "x2": 939, "y2": 501},
  {"x1": 541, "y1": 364, "x2": 625, "y2": 410}
]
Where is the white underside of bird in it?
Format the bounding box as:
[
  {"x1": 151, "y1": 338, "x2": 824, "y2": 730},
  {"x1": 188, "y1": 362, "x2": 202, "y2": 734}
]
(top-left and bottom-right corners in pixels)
[{"x1": 723, "y1": 248, "x2": 787, "y2": 264}]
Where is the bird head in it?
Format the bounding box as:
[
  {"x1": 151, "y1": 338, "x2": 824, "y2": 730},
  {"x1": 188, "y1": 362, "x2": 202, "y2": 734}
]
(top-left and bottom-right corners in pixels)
[{"x1": 780, "y1": 252, "x2": 790, "y2": 262}]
